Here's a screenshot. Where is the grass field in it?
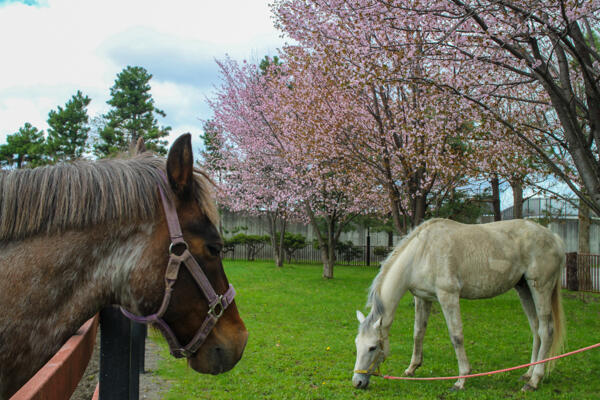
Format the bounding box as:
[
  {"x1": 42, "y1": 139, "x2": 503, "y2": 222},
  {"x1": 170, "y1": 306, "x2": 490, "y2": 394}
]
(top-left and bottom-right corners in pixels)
[{"x1": 151, "y1": 260, "x2": 600, "y2": 399}]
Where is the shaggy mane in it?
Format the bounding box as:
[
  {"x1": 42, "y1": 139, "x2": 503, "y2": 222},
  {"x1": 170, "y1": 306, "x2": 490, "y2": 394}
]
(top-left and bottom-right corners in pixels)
[{"x1": 0, "y1": 153, "x2": 218, "y2": 241}]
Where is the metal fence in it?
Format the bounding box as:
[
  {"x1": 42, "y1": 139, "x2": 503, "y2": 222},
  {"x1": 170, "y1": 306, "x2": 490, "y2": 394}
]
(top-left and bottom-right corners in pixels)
[
  {"x1": 223, "y1": 244, "x2": 394, "y2": 266},
  {"x1": 225, "y1": 245, "x2": 600, "y2": 293},
  {"x1": 562, "y1": 253, "x2": 600, "y2": 293}
]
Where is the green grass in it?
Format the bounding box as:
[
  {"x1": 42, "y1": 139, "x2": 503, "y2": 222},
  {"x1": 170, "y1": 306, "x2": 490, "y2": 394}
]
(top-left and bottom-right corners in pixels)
[{"x1": 152, "y1": 260, "x2": 600, "y2": 399}]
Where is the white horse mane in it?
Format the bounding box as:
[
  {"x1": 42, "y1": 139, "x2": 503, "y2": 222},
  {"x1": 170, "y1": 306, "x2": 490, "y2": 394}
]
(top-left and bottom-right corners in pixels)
[{"x1": 363, "y1": 219, "x2": 443, "y2": 330}]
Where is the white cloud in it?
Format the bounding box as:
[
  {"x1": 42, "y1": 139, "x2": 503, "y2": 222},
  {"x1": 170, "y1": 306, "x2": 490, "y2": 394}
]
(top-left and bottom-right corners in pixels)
[{"x1": 0, "y1": 0, "x2": 287, "y2": 146}]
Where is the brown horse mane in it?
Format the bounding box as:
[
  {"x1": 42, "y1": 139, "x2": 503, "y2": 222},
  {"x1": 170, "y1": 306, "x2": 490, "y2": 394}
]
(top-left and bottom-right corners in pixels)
[{"x1": 0, "y1": 153, "x2": 218, "y2": 241}]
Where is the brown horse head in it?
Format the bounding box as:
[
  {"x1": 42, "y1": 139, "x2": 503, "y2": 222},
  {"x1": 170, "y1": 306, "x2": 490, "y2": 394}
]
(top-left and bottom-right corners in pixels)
[
  {"x1": 129, "y1": 134, "x2": 247, "y2": 374},
  {"x1": 0, "y1": 133, "x2": 247, "y2": 399}
]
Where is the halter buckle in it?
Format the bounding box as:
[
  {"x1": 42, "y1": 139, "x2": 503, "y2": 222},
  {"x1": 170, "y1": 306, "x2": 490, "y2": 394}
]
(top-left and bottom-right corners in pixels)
[
  {"x1": 208, "y1": 295, "x2": 225, "y2": 319},
  {"x1": 169, "y1": 240, "x2": 189, "y2": 256}
]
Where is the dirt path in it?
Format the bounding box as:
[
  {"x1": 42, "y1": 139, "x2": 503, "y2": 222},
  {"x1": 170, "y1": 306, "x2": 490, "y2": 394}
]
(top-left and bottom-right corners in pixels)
[{"x1": 71, "y1": 332, "x2": 171, "y2": 400}]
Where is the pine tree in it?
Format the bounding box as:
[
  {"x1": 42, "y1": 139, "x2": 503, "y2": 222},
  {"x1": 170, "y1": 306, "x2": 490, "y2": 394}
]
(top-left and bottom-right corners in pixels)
[
  {"x1": 46, "y1": 90, "x2": 91, "y2": 162},
  {"x1": 95, "y1": 66, "x2": 170, "y2": 156},
  {"x1": 199, "y1": 119, "x2": 224, "y2": 172},
  {"x1": 0, "y1": 123, "x2": 46, "y2": 168}
]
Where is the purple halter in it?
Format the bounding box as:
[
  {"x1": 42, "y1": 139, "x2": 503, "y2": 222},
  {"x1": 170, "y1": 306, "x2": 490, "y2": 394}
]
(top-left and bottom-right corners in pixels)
[{"x1": 121, "y1": 173, "x2": 236, "y2": 358}]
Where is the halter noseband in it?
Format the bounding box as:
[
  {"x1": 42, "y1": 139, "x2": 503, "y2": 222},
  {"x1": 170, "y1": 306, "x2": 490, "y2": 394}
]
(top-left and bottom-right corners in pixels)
[{"x1": 120, "y1": 173, "x2": 235, "y2": 358}]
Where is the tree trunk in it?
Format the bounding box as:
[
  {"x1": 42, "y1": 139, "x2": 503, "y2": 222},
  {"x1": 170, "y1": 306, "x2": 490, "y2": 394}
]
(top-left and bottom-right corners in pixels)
[
  {"x1": 413, "y1": 195, "x2": 427, "y2": 227},
  {"x1": 578, "y1": 198, "x2": 592, "y2": 291},
  {"x1": 387, "y1": 231, "x2": 394, "y2": 247},
  {"x1": 305, "y1": 204, "x2": 336, "y2": 279},
  {"x1": 321, "y1": 246, "x2": 334, "y2": 279},
  {"x1": 511, "y1": 178, "x2": 523, "y2": 219},
  {"x1": 277, "y1": 221, "x2": 286, "y2": 267},
  {"x1": 491, "y1": 176, "x2": 502, "y2": 221},
  {"x1": 267, "y1": 212, "x2": 285, "y2": 267},
  {"x1": 387, "y1": 184, "x2": 404, "y2": 234},
  {"x1": 323, "y1": 216, "x2": 337, "y2": 279},
  {"x1": 578, "y1": 199, "x2": 591, "y2": 254}
]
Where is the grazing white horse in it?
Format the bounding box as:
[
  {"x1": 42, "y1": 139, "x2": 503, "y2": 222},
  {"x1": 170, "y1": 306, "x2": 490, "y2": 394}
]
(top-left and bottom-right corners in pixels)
[{"x1": 353, "y1": 218, "x2": 566, "y2": 392}]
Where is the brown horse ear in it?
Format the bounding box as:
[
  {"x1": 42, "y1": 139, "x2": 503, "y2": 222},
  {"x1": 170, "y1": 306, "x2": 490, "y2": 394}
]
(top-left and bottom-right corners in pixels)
[
  {"x1": 134, "y1": 137, "x2": 146, "y2": 154},
  {"x1": 166, "y1": 133, "x2": 194, "y2": 196}
]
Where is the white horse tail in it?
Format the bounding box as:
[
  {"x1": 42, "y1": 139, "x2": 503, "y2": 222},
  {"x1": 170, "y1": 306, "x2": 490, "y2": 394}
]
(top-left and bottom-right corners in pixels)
[{"x1": 548, "y1": 278, "x2": 566, "y2": 373}]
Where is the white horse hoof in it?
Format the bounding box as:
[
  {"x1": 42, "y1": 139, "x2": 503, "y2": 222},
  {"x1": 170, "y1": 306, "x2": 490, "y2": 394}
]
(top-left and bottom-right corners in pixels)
[{"x1": 521, "y1": 383, "x2": 537, "y2": 392}]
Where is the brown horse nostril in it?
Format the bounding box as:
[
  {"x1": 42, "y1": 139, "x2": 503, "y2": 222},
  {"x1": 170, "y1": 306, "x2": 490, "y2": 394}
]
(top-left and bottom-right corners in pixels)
[{"x1": 214, "y1": 346, "x2": 226, "y2": 364}]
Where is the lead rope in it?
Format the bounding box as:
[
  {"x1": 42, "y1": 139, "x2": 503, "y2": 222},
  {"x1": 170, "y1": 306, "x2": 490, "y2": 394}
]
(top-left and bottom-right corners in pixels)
[{"x1": 376, "y1": 342, "x2": 600, "y2": 381}]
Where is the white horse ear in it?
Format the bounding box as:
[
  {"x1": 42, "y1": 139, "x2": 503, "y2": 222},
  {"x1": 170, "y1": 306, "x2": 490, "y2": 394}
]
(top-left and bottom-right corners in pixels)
[
  {"x1": 356, "y1": 310, "x2": 366, "y2": 323},
  {"x1": 373, "y1": 318, "x2": 382, "y2": 329}
]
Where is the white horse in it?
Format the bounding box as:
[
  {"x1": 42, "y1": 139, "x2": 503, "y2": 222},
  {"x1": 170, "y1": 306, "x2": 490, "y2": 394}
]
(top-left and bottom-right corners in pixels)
[{"x1": 353, "y1": 218, "x2": 566, "y2": 392}]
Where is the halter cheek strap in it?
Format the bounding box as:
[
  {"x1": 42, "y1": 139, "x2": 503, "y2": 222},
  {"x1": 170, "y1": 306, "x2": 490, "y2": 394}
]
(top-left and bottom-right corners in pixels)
[{"x1": 120, "y1": 172, "x2": 235, "y2": 358}]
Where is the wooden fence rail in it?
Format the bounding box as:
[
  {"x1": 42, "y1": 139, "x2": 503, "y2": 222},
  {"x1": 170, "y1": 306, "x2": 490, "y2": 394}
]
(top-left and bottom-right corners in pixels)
[
  {"x1": 10, "y1": 308, "x2": 146, "y2": 400},
  {"x1": 9, "y1": 315, "x2": 99, "y2": 400}
]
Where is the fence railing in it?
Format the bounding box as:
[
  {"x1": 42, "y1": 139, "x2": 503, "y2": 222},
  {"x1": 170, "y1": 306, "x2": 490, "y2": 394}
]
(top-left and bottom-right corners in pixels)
[
  {"x1": 11, "y1": 308, "x2": 146, "y2": 400},
  {"x1": 223, "y1": 244, "x2": 393, "y2": 266},
  {"x1": 10, "y1": 315, "x2": 99, "y2": 400}
]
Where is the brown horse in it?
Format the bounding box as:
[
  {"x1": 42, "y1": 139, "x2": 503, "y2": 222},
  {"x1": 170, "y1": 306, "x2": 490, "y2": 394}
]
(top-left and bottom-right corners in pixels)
[{"x1": 0, "y1": 134, "x2": 248, "y2": 399}]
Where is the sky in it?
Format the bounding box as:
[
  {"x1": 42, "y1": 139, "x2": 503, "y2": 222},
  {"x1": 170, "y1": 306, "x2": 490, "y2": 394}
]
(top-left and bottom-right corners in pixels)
[{"x1": 0, "y1": 0, "x2": 287, "y2": 150}]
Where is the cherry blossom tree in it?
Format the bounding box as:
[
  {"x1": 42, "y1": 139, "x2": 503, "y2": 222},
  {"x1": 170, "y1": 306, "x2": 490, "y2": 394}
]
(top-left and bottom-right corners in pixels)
[
  {"x1": 206, "y1": 58, "x2": 294, "y2": 268},
  {"x1": 273, "y1": 0, "x2": 600, "y2": 216},
  {"x1": 270, "y1": 42, "x2": 490, "y2": 231},
  {"x1": 208, "y1": 56, "x2": 377, "y2": 277}
]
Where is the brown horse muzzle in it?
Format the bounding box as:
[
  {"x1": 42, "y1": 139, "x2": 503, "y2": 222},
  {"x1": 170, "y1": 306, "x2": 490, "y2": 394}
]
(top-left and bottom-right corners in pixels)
[{"x1": 188, "y1": 315, "x2": 248, "y2": 374}]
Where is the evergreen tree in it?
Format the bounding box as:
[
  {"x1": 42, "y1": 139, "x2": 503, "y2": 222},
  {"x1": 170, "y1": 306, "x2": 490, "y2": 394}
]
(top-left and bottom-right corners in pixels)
[
  {"x1": 199, "y1": 119, "x2": 224, "y2": 172},
  {"x1": 46, "y1": 90, "x2": 91, "y2": 162},
  {"x1": 0, "y1": 123, "x2": 46, "y2": 168},
  {"x1": 95, "y1": 66, "x2": 170, "y2": 156}
]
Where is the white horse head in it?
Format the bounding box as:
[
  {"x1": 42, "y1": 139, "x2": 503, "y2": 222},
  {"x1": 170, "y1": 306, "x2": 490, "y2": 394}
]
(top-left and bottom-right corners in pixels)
[{"x1": 352, "y1": 310, "x2": 389, "y2": 389}]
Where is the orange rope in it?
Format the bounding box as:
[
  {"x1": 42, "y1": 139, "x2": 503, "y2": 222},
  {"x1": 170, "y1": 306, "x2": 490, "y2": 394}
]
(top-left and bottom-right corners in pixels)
[{"x1": 382, "y1": 342, "x2": 600, "y2": 381}]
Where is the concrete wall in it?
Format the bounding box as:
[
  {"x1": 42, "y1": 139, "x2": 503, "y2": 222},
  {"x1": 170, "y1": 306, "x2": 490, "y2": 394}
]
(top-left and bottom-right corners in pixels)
[
  {"x1": 547, "y1": 218, "x2": 600, "y2": 253},
  {"x1": 220, "y1": 209, "x2": 402, "y2": 247}
]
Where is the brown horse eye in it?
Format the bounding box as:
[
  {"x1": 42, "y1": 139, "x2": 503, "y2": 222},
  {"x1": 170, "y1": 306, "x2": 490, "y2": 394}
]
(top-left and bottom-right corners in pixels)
[
  {"x1": 368, "y1": 346, "x2": 377, "y2": 352},
  {"x1": 207, "y1": 243, "x2": 222, "y2": 257}
]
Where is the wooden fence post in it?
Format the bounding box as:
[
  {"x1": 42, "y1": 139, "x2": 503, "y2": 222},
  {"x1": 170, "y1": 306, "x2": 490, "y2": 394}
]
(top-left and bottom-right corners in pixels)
[
  {"x1": 132, "y1": 323, "x2": 147, "y2": 374},
  {"x1": 99, "y1": 307, "x2": 143, "y2": 400},
  {"x1": 566, "y1": 252, "x2": 579, "y2": 291}
]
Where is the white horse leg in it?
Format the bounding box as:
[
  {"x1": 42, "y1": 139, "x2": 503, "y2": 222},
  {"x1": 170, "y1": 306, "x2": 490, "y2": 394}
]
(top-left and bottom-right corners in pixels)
[
  {"x1": 404, "y1": 297, "x2": 432, "y2": 376},
  {"x1": 523, "y1": 282, "x2": 554, "y2": 391},
  {"x1": 514, "y1": 282, "x2": 540, "y2": 381},
  {"x1": 437, "y1": 290, "x2": 471, "y2": 390}
]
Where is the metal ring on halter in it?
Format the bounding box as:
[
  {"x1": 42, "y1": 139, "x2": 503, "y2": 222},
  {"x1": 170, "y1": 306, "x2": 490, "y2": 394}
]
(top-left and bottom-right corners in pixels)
[
  {"x1": 169, "y1": 240, "x2": 189, "y2": 255},
  {"x1": 208, "y1": 295, "x2": 226, "y2": 319}
]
